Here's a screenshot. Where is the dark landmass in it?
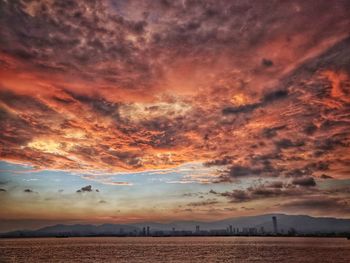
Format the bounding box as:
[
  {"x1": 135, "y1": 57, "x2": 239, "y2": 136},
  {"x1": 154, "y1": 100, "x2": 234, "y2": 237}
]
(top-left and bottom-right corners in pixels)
[{"x1": 1, "y1": 214, "x2": 350, "y2": 238}]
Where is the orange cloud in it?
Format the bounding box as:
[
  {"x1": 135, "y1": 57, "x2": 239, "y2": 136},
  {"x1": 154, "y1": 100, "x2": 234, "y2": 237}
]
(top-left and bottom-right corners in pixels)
[{"x1": 0, "y1": 0, "x2": 349, "y2": 184}]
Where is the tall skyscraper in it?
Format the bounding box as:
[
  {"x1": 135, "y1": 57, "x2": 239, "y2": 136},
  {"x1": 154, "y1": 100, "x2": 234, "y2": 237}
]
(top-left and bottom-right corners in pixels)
[
  {"x1": 146, "y1": 226, "x2": 150, "y2": 236},
  {"x1": 272, "y1": 216, "x2": 278, "y2": 234}
]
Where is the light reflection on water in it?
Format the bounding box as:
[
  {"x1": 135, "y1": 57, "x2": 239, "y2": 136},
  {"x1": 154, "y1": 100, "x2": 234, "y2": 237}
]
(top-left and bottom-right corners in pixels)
[{"x1": 0, "y1": 237, "x2": 349, "y2": 263}]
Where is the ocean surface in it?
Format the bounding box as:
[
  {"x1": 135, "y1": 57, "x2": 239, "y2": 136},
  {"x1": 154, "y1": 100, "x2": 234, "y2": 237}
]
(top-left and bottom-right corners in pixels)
[{"x1": 0, "y1": 236, "x2": 349, "y2": 262}]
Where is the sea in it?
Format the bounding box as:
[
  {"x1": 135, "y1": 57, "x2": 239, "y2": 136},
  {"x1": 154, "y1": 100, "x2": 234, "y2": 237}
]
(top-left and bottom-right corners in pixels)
[{"x1": 0, "y1": 236, "x2": 349, "y2": 262}]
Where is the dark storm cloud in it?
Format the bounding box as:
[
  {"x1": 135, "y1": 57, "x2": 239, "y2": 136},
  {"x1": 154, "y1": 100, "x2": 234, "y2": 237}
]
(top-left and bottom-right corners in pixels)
[
  {"x1": 0, "y1": 0, "x2": 156, "y2": 86},
  {"x1": 261, "y1": 125, "x2": 286, "y2": 139},
  {"x1": 308, "y1": 162, "x2": 329, "y2": 172},
  {"x1": 210, "y1": 179, "x2": 322, "y2": 203},
  {"x1": 292, "y1": 177, "x2": 316, "y2": 187},
  {"x1": 217, "y1": 159, "x2": 284, "y2": 182},
  {"x1": 267, "y1": 181, "x2": 284, "y2": 189},
  {"x1": 187, "y1": 198, "x2": 219, "y2": 207},
  {"x1": 209, "y1": 189, "x2": 218, "y2": 195},
  {"x1": 285, "y1": 168, "x2": 309, "y2": 178},
  {"x1": 216, "y1": 35, "x2": 350, "y2": 185},
  {"x1": 65, "y1": 92, "x2": 121, "y2": 117},
  {"x1": 249, "y1": 186, "x2": 297, "y2": 198},
  {"x1": 285, "y1": 162, "x2": 329, "y2": 178},
  {"x1": 217, "y1": 168, "x2": 257, "y2": 182},
  {"x1": 275, "y1": 139, "x2": 305, "y2": 149},
  {"x1": 221, "y1": 190, "x2": 251, "y2": 203},
  {"x1": 146, "y1": 0, "x2": 349, "y2": 60},
  {"x1": 0, "y1": 91, "x2": 59, "y2": 130},
  {"x1": 320, "y1": 174, "x2": 334, "y2": 179},
  {"x1": 76, "y1": 185, "x2": 93, "y2": 193},
  {"x1": 294, "y1": 35, "x2": 350, "y2": 73},
  {"x1": 212, "y1": 172, "x2": 350, "y2": 206},
  {"x1": 222, "y1": 89, "x2": 289, "y2": 115},
  {"x1": 134, "y1": 116, "x2": 193, "y2": 151},
  {"x1": 222, "y1": 103, "x2": 260, "y2": 115},
  {"x1": 303, "y1": 123, "x2": 318, "y2": 135},
  {"x1": 203, "y1": 156, "x2": 233, "y2": 167},
  {"x1": 0, "y1": 90, "x2": 65, "y2": 166},
  {"x1": 262, "y1": 90, "x2": 289, "y2": 104},
  {"x1": 262, "y1": 58, "x2": 273, "y2": 67},
  {"x1": 225, "y1": 165, "x2": 260, "y2": 177},
  {"x1": 24, "y1": 189, "x2": 34, "y2": 193},
  {"x1": 76, "y1": 185, "x2": 99, "y2": 193},
  {"x1": 314, "y1": 137, "x2": 348, "y2": 152},
  {"x1": 0, "y1": 188, "x2": 7, "y2": 192}
]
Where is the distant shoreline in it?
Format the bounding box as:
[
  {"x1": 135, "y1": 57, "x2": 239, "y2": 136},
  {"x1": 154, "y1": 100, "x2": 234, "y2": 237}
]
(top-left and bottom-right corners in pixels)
[
  {"x1": 1, "y1": 235, "x2": 349, "y2": 239},
  {"x1": 2, "y1": 214, "x2": 350, "y2": 240}
]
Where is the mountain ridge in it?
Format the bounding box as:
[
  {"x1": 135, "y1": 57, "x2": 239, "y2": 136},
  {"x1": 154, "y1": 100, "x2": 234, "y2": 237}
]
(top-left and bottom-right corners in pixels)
[{"x1": 2, "y1": 214, "x2": 350, "y2": 237}]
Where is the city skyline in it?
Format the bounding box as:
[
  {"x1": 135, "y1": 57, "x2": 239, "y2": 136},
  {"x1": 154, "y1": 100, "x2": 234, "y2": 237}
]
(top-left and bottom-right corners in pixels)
[
  {"x1": 2, "y1": 214, "x2": 350, "y2": 237},
  {"x1": 1, "y1": 0, "x2": 350, "y2": 232}
]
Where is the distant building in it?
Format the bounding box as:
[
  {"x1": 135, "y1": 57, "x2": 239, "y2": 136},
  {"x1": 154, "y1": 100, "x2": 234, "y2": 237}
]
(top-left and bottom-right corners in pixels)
[
  {"x1": 142, "y1": 227, "x2": 146, "y2": 236},
  {"x1": 249, "y1": 228, "x2": 257, "y2": 235},
  {"x1": 288, "y1": 227, "x2": 297, "y2": 236},
  {"x1": 272, "y1": 216, "x2": 278, "y2": 234},
  {"x1": 195, "y1": 225, "x2": 200, "y2": 233},
  {"x1": 146, "y1": 226, "x2": 150, "y2": 236},
  {"x1": 229, "y1": 225, "x2": 233, "y2": 234},
  {"x1": 242, "y1": 227, "x2": 249, "y2": 234},
  {"x1": 260, "y1": 227, "x2": 265, "y2": 235}
]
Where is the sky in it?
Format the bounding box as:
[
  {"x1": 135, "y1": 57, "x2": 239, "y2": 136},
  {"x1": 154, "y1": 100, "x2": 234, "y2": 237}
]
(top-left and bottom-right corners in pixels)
[{"x1": 0, "y1": 0, "x2": 350, "y2": 232}]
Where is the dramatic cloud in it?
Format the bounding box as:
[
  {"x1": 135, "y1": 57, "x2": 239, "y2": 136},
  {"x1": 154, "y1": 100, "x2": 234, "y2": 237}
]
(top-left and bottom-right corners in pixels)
[
  {"x1": 210, "y1": 179, "x2": 322, "y2": 203},
  {"x1": 187, "y1": 199, "x2": 219, "y2": 207},
  {"x1": 320, "y1": 174, "x2": 334, "y2": 179},
  {"x1": 76, "y1": 185, "x2": 99, "y2": 193},
  {"x1": 0, "y1": 0, "x2": 350, "y2": 220},
  {"x1": 0, "y1": 0, "x2": 349, "y2": 177},
  {"x1": 292, "y1": 177, "x2": 316, "y2": 187}
]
